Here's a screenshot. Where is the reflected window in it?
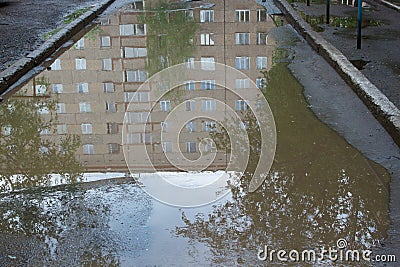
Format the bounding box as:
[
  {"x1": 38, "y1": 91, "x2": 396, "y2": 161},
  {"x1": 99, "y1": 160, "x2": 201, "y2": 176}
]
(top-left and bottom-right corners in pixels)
[
  {"x1": 257, "y1": 9, "x2": 268, "y2": 22},
  {"x1": 100, "y1": 36, "x2": 111, "y2": 48},
  {"x1": 78, "y1": 83, "x2": 89, "y2": 93},
  {"x1": 126, "y1": 112, "x2": 151, "y2": 123},
  {"x1": 185, "y1": 57, "x2": 195, "y2": 69},
  {"x1": 81, "y1": 123, "x2": 92, "y2": 134},
  {"x1": 200, "y1": 33, "x2": 214, "y2": 46},
  {"x1": 50, "y1": 59, "x2": 61, "y2": 70},
  {"x1": 200, "y1": 10, "x2": 214, "y2": 22},
  {"x1": 256, "y1": 77, "x2": 267, "y2": 89},
  {"x1": 107, "y1": 123, "x2": 118, "y2": 134},
  {"x1": 100, "y1": 18, "x2": 110, "y2": 25},
  {"x1": 186, "y1": 142, "x2": 197, "y2": 153},
  {"x1": 236, "y1": 10, "x2": 250, "y2": 22},
  {"x1": 37, "y1": 105, "x2": 49, "y2": 114},
  {"x1": 57, "y1": 124, "x2": 67, "y2": 134},
  {"x1": 235, "y1": 56, "x2": 250, "y2": 70},
  {"x1": 125, "y1": 70, "x2": 148, "y2": 82},
  {"x1": 2, "y1": 125, "x2": 12, "y2": 136},
  {"x1": 160, "y1": 100, "x2": 171, "y2": 112},
  {"x1": 75, "y1": 58, "x2": 86, "y2": 70},
  {"x1": 122, "y1": 47, "x2": 147, "y2": 58},
  {"x1": 103, "y1": 82, "x2": 114, "y2": 93},
  {"x1": 235, "y1": 78, "x2": 250, "y2": 89},
  {"x1": 257, "y1": 32, "x2": 268, "y2": 45},
  {"x1": 108, "y1": 143, "x2": 120, "y2": 154},
  {"x1": 235, "y1": 100, "x2": 249, "y2": 111},
  {"x1": 35, "y1": 84, "x2": 47, "y2": 95},
  {"x1": 235, "y1": 33, "x2": 250, "y2": 45},
  {"x1": 75, "y1": 38, "x2": 84, "y2": 49},
  {"x1": 186, "y1": 121, "x2": 196, "y2": 132},
  {"x1": 185, "y1": 10, "x2": 194, "y2": 20},
  {"x1": 125, "y1": 92, "x2": 149, "y2": 102},
  {"x1": 52, "y1": 84, "x2": 63, "y2": 93},
  {"x1": 201, "y1": 99, "x2": 216, "y2": 111},
  {"x1": 106, "y1": 101, "x2": 117, "y2": 113},
  {"x1": 162, "y1": 142, "x2": 172, "y2": 153},
  {"x1": 120, "y1": 24, "x2": 146, "y2": 36},
  {"x1": 40, "y1": 128, "x2": 50, "y2": 136},
  {"x1": 161, "y1": 121, "x2": 168, "y2": 132},
  {"x1": 202, "y1": 120, "x2": 216, "y2": 132},
  {"x1": 184, "y1": 80, "x2": 195, "y2": 90},
  {"x1": 79, "y1": 102, "x2": 91, "y2": 113},
  {"x1": 131, "y1": 1, "x2": 144, "y2": 10},
  {"x1": 200, "y1": 57, "x2": 215, "y2": 71},
  {"x1": 201, "y1": 80, "x2": 216, "y2": 90},
  {"x1": 56, "y1": 103, "x2": 66, "y2": 114},
  {"x1": 142, "y1": 132, "x2": 152, "y2": 144},
  {"x1": 186, "y1": 100, "x2": 195, "y2": 111},
  {"x1": 102, "y1": 58, "x2": 112, "y2": 71},
  {"x1": 83, "y1": 144, "x2": 94, "y2": 155},
  {"x1": 256, "y1": 56, "x2": 268, "y2": 69}
]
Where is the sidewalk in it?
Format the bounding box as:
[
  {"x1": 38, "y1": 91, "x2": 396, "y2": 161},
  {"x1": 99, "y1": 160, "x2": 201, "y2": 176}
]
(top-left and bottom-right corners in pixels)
[
  {"x1": 0, "y1": 0, "x2": 99, "y2": 73},
  {"x1": 291, "y1": 0, "x2": 400, "y2": 109}
]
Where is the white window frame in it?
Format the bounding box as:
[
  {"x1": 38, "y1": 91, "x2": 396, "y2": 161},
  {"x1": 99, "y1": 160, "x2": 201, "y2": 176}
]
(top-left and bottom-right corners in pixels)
[
  {"x1": 256, "y1": 78, "x2": 267, "y2": 89},
  {"x1": 57, "y1": 124, "x2": 67, "y2": 135},
  {"x1": 125, "y1": 70, "x2": 148, "y2": 82},
  {"x1": 56, "y1": 103, "x2": 66, "y2": 114},
  {"x1": 256, "y1": 56, "x2": 268, "y2": 70},
  {"x1": 106, "y1": 101, "x2": 117, "y2": 113},
  {"x1": 52, "y1": 84, "x2": 63, "y2": 93},
  {"x1": 235, "y1": 56, "x2": 250, "y2": 70},
  {"x1": 235, "y1": 100, "x2": 249, "y2": 111},
  {"x1": 257, "y1": 9, "x2": 268, "y2": 22},
  {"x1": 235, "y1": 79, "x2": 250, "y2": 89},
  {"x1": 186, "y1": 100, "x2": 195, "y2": 111},
  {"x1": 236, "y1": 9, "x2": 250, "y2": 22},
  {"x1": 122, "y1": 47, "x2": 147, "y2": 58},
  {"x1": 201, "y1": 80, "x2": 216, "y2": 90},
  {"x1": 257, "y1": 32, "x2": 268, "y2": 45},
  {"x1": 79, "y1": 102, "x2": 91, "y2": 113},
  {"x1": 185, "y1": 57, "x2": 195, "y2": 69},
  {"x1": 202, "y1": 120, "x2": 216, "y2": 132},
  {"x1": 201, "y1": 99, "x2": 216, "y2": 111},
  {"x1": 201, "y1": 57, "x2": 215, "y2": 71},
  {"x1": 83, "y1": 144, "x2": 94, "y2": 155},
  {"x1": 200, "y1": 33, "x2": 214, "y2": 46},
  {"x1": 81, "y1": 123, "x2": 92, "y2": 134},
  {"x1": 100, "y1": 36, "x2": 111, "y2": 48},
  {"x1": 77, "y1": 83, "x2": 89, "y2": 93},
  {"x1": 75, "y1": 38, "x2": 85, "y2": 49},
  {"x1": 185, "y1": 80, "x2": 195, "y2": 90},
  {"x1": 186, "y1": 141, "x2": 197, "y2": 153},
  {"x1": 160, "y1": 100, "x2": 171, "y2": 112},
  {"x1": 235, "y1": 33, "x2": 250, "y2": 45},
  {"x1": 102, "y1": 58, "x2": 112, "y2": 71},
  {"x1": 103, "y1": 82, "x2": 114, "y2": 93},
  {"x1": 162, "y1": 142, "x2": 172, "y2": 153},
  {"x1": 200, "y1": 10, "x2": 214, "y2": 22},
  {"x1": 75, "y1": 58, "x2": 86, "y2": 70},
  {"x1": 50, "y1": 59, "x2": 61, "y2": 70},
  {"x1": 186, "y1": 121, "x2": 196, "y2": 132}
]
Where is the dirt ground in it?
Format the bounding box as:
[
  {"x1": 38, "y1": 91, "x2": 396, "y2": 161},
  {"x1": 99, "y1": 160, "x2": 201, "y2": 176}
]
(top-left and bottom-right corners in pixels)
[
  {"x1": 293, "y1": 0, "x2": 400, "y2": 109},
  {"x1": 0, "y1": 0, "x2": 98, "y2": 72}
]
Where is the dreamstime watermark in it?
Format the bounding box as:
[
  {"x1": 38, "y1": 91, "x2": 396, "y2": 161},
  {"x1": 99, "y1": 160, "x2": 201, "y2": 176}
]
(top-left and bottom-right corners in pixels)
[
  {"x1": 122, "y1": 62, "x2": 276, "y2": 207},
  {"x1": 257, "y1": 239, "x2": 397, "y2": 263}
]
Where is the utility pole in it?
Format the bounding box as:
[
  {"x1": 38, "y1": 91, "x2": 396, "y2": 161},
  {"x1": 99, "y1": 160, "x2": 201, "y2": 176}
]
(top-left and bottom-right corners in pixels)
[{"x1": 357, "y1": 0, "x2": 363, "y2": 49}]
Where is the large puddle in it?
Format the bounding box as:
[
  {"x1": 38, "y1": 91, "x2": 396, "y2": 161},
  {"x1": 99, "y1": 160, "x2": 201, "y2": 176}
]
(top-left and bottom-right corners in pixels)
[{"x1": 0, "y1": 0, "x2": 390, "y2": 265}]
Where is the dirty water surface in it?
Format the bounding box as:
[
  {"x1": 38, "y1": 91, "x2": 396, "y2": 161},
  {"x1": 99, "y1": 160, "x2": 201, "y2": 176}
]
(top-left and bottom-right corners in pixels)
[{"x1": 0, "y1": 1, "x2": 392, "y2": 266}]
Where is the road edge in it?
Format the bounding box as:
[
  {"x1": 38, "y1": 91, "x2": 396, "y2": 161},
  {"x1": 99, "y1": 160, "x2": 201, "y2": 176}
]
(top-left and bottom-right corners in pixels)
[
  {"x1": 273, "y1": 0, "x2": 400, "y2": 149},
  {"x1": 0, "y1": 0, "x2": 116, "y2": 101}
]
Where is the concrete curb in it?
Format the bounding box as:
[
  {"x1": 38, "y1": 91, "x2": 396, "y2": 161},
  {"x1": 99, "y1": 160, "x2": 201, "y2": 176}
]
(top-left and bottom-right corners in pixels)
[
  {"x1": 0, "y1": 0, "x2": 116, "y2": 97},
  {"x1": 274, "y1": 0, "x2": 400, "y2": 148},
  {"x1": 377, "y1": 0, "x2": 400, "y2": 11}
]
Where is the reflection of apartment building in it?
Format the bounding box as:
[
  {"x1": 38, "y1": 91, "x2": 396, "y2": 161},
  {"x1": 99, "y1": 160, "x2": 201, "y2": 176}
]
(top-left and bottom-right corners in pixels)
[{"x1": 22, "y1": 0, "x2": 276, "y2": 172}]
